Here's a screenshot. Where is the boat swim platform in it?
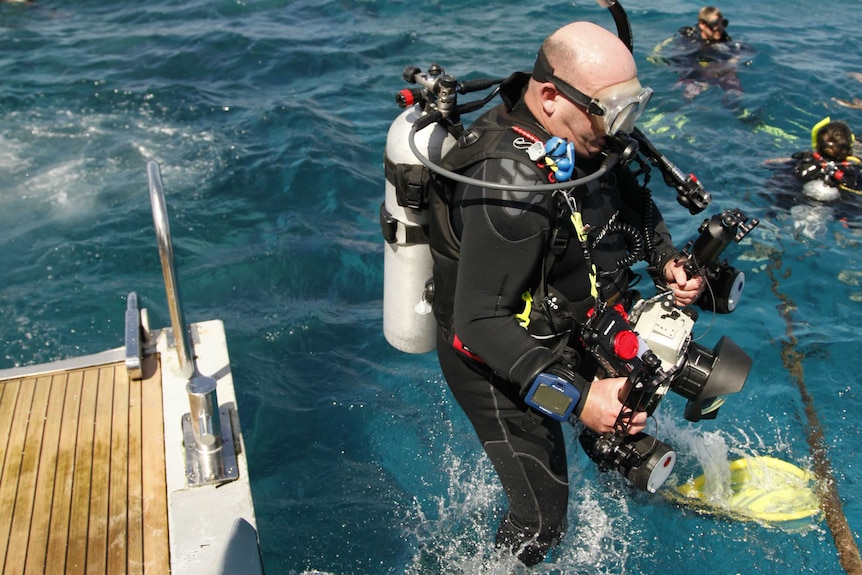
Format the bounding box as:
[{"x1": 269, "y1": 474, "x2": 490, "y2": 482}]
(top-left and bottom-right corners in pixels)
[{"x1": 0, "y1": 319, "x2": 263, "y2": 575}]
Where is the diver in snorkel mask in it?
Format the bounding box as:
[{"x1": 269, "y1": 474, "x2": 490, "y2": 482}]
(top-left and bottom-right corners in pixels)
[
  {"x1": 650, "y1": 5, "x2": 753, "y2": 102},
  {"x1": 428, "y1": 20, "x2": 704, "y2": 567}
]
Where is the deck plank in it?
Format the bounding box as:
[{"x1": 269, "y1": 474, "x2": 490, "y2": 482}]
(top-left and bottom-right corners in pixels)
[
  {"x1": 65, "y1": 367, "x2": 100, "y2": 575},
  {"x1": 127, "y1": 372, "x2": 144, "y2": 574},
  {"x1": 0, "y1": 378, "x2": 20, "y2": 572},
  {"x1": 6, "y1": 376, "x2": 52, "y2": 575},
  {"x1": 141, "y1": 358, "x2": 169, "y2": 575},
  {"x1": 0, "y1": 378, "x2": 21, "y2": 461},
  {"x1": 44, "y1": 369, "x2": 84, "y2": 573},
  {"x1": 107, "y1": 366, "x2": 130, "y2": 575},
  {"x1": 86, "y1": 366, "x2": 115, "y2": 575},
  {"x1": 0, "y1": 378, "x2": 34, "y2": 573},
  {"x1": 24, "y1": 373, "x2": 67, "y2": 575}
]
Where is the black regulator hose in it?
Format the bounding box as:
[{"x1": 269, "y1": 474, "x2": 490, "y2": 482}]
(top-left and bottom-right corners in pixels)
[
  {"x1": 606, "y1": 221, "x2": 645, "y2": 268},
  {"x1": 640, "y1": 185, "x2": 657, "y2": 264},
  {"x1": 458, "y1": 78, "x2": 507, "y2": 94}
]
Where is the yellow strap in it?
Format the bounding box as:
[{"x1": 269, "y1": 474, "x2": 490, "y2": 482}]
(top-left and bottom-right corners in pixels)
[
  {"x1": 516, "y1": 197, "x2": 597, "y2": 330},
  {"x1": 570, "y1": 213, "x2": 598, "y2": 298},
  {"x1": 811, "y1": 116, "x2": 831, "y2": 150},
  {"x1": 516, "y1": 291, "x2": 533, "y2": 328},
  {"x1": 571, "y1": 211, "x2": 588, "y2": 243}
]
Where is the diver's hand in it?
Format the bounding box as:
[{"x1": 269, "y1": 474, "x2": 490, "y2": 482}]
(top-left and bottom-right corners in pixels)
[
  {"x1": 663, "y1": 258, "x2": 705, "y2": 307},
  {"x1": 577, "y1": 377, "x2": 646, "y2": 435}
]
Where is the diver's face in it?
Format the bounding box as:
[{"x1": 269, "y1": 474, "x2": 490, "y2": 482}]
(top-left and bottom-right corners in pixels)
[
  {"x1": 549, "y1": 79, "x2": 650, "y2": 157},
  {"x1": 698, "y1": 20, "x2": 724, "y2": 41},
  {"x1": 552, "y1": 94, "x2": 608, "y2": 157}
]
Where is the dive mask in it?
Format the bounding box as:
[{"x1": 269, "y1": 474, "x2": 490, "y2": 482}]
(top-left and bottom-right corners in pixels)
[
  {"x1": 532, "y1": 48, "x2": 652, "y2": 136},
  {"x1": 700, "y1": 17, "x2": 729, "y2": 32}
]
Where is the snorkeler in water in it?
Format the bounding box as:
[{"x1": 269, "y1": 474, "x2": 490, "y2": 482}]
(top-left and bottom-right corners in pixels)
[
  {"x1": 760, "y1": 118, "x2": 862, "y2": 239},
  {"x1": 792, "y1": 118, "x2": 862, "y2": 200},
  {"x1": 650, "y1": 6, "x2": 754, "y2": 102}
]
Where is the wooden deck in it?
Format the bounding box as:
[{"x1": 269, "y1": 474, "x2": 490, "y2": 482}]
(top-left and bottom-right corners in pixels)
[{"x1": 0, "y1": 354, "x2": 169, "y2": 575}]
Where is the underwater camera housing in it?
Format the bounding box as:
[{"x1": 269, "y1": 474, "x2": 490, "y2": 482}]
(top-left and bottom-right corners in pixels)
[{"x1": 578, "y1": 293, "x2": 752, "y2": 492}]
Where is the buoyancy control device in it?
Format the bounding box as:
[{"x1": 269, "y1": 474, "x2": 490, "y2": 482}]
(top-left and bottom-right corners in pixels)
[{"x1": 380, "y1": 63, "x2": 612, "y2": 354}]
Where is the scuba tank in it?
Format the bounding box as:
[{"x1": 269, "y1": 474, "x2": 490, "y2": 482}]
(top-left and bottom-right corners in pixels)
[
  {"x1": 381, "y1": 100, "x2": 457, "y2": 354},
  {"x1": 381, "y1": 63, "x2": 534, "y2": 354}
]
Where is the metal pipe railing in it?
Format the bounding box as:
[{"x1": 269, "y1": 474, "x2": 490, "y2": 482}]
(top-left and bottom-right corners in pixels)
[{"x1": 147, "y1": 160, "x2": 195, "y2": 380}]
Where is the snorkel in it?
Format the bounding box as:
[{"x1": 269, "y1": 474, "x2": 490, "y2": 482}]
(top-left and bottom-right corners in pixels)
[
  {"x1": 812, "y1": 116, "x2": 831, "y2": 150},
  {"x1": 597, "y1": 0, "x2": 633, "y2": 52},
  {"x1": 594, "y1": 0, "x2": 713, "y2": 214}
]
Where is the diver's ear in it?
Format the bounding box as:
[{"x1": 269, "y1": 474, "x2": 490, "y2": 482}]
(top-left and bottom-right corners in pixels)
[{"x1": 540, "y1": 84, "x2": 558, "y2": 116}]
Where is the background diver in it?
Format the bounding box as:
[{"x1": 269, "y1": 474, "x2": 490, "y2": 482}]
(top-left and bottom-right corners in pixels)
[{"x1": 649, "y1": 6, "x2": 754, "y2": 103}]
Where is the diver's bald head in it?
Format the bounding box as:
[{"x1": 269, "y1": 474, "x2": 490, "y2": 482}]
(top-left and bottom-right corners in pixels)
[
  {"x1": 541, "y1": 21, "x2": 637, "y2": 95},
  {"x1": 524, "y1": 21, "x2": 641, "y2": 157}
]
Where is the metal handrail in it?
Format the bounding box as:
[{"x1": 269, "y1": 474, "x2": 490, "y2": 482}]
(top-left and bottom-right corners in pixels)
[
  {"x1": 147, "y1": 161, "x2": 195, "y2": 379},
  {"x1": 147, "y1": 161, "x2": 236, "y2": 487}
]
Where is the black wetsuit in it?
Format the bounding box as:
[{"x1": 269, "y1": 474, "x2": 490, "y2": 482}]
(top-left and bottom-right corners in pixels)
[{"x1": 428, "y1": 73, "x2": 677, "y2": 566}]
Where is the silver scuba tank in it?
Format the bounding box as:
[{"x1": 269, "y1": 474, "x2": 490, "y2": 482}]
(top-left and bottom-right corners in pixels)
[{"x1": 381, "y1": 105, "x2": 456, "y2": 353}]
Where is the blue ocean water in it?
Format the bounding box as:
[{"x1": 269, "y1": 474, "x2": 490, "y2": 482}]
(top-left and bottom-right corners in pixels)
[{"x1": 2, "y1": 1, "x2": 862, "y2": 573}]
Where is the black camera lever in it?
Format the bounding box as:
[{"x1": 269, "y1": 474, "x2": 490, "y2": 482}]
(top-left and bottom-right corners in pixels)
[{"x1": 630, "y1": 127, "x2": 711, "y2": 215}]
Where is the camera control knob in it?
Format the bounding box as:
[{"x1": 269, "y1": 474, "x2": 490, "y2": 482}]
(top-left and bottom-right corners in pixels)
[
  {"x1": 613, "y1": 329, "x2": 640, "y2": 361},
  {"x1": 641, "y1": 351, "x2": 662, "y2": 370},
  {"x1": 402, "y1": 66, "x2": 422, "y2": 84}
]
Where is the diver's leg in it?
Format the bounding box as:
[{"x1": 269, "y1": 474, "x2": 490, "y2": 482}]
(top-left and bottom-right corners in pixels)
[{"x1": 437, "y1": 330, "x2": 569, "y2": 566}]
